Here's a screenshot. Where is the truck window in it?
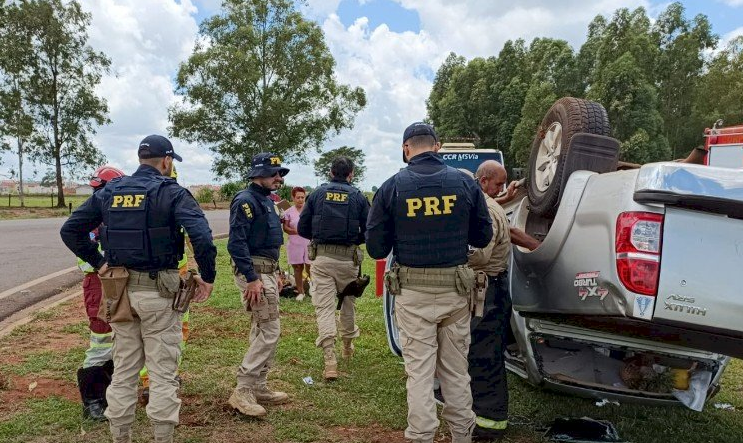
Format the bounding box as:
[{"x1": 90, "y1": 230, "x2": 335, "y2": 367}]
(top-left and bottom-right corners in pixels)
[{"x1": 440, "y1": 151, "x2": 504, "y2": 174}]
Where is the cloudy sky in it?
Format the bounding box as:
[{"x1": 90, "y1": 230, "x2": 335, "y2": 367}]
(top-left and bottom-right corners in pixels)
[{"x1": 1, "y1": 0, "x2": 741, "y2": 189}]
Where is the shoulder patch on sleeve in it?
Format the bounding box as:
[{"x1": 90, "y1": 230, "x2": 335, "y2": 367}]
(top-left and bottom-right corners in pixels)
[{"x1": 242, "y1": 202, "x2": 253, "y2": 218}]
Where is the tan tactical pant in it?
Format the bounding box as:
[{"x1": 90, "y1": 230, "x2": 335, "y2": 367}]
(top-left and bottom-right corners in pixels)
[
  {"x1": 234, "y1": 271, "x2": 280, "y2": 388},
  {"x1": 395, "y1": 284, "x2": 475, "y2": 443},
  {"x1": 105, "y1": 272, "x2": 182, "y2": 430},
  {"x1": 309, "y1": 254, "x2": 360, "y2": 348}
]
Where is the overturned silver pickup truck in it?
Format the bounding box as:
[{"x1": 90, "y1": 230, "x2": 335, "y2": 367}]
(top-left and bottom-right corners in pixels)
[{"x1": 384, "y1": 98, "x2": 743, "y2": 410}]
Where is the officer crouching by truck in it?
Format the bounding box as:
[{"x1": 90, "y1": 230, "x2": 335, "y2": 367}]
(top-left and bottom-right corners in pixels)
[
  {"x1": 366, "y1": 122, "x2": 492, "y2": 443},
  {"x1": 60, "y1": 135, "x2": 217, "y2": 443},
  {"x1": 467, "y1": 160, "x2": 540, "y2": 440}
]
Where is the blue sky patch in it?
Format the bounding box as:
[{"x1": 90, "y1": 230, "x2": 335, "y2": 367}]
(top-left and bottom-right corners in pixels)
[{"x1": 337, "y1": 0, "x2": 420, "y2": 33}]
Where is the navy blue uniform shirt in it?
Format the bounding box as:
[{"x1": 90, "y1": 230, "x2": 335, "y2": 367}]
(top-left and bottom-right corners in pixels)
[
  {"x1": 366, "y1": 151, "x2": 492, "y2": 265},
  {"x1": 297, "y1": 178, "x2": 370, "y2": 245},
  {"x1": 60, "y1": 165, "x2": 218, "y2": 283},
  {"x1": 227, "y1": 182, "x2": 283, "y2": 282}
]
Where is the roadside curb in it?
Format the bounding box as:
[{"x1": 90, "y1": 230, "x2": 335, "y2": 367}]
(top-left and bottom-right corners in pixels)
[{"x1": 0, "y1": 232, "x2": 229, "y2": 339}]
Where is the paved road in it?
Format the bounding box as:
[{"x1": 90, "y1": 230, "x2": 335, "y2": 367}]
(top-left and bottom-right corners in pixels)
[{"x1": 0, "y1": 210, "x2": 229, "y2": 293}]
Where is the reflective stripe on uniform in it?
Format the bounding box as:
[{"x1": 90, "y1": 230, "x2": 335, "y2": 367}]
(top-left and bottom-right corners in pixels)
[
  {"x1": 476, "y1": 416, "x2": 508, "y2": 430},
  {"x1": 177, "y1": 230, "x2": 188, "y2": 269},
  {"x1": 83, "y1": 331, "x2": 113, "y2": 368}
]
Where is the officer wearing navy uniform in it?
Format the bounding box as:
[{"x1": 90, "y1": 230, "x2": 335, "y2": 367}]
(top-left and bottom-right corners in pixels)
[
  {"x1": 60, "y1": 135, "x2": 217, "y2": 443},
  {"x1": 227, "y1": 152, "x2": 291, "y2": 417},
  {"x1": 366, "y1": 123, "x2": 492, "y2": 443},
  {"x1": 297, "y1": 156, "x2": 370, "y2": 380}
]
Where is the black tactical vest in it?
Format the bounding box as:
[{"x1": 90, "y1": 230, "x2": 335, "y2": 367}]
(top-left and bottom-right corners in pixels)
[
  {"x1": 237, "y1": 188, "x2": 283, "y2": 251},
  {"x1": 393, "y1": 167, "x2": 470, "y2": 267},
  {"x1": 100, "y1": 175, "x2": 184, "y2": 270},
  {"x1": 311, "y1": 181, "x2": 362, "y2": 245}
]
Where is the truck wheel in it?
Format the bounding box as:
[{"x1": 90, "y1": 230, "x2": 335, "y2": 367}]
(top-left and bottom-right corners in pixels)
[{"x1": 526, "y1": 97, "x2": 610, "y2": 216}]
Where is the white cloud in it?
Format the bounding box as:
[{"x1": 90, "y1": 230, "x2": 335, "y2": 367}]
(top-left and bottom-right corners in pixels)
[
  {"x1": 293, "y1": 0, "x2": 651, "y2": 189},
  {"x1": 719, "y1": 0, "x2": 743, "y2": 6},
  {"x1": 81, "y1": 0, "x2": 207, "y2": 182},
  {"x1": 723, "y1": 26, "x2": 743, "y2": 44},
  {"x1": 7, "y1": 0, "x2": 732, "y2": 191}
]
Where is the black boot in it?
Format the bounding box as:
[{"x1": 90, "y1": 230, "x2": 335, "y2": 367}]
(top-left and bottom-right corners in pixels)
[{"x1": 77, "y1": 363, "x2": 113, "y2": 422}]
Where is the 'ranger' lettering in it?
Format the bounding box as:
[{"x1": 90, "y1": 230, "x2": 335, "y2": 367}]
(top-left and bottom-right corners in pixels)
[
  {"x1": 406, "y1": 195, "x2": 456, "y2": 217},
  {"x1": 111, "y1": 194, "x2": 145, "y2": 208}
]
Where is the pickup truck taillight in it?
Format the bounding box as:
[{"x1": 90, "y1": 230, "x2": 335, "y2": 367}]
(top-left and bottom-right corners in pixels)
[{"x1": 615, "y1": 212, "x2": 663, "y2": 296}]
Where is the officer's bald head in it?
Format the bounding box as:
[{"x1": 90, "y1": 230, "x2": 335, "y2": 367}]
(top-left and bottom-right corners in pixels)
[{"x1": 475, "y1": 160, "x2": 507, "y2": 198}]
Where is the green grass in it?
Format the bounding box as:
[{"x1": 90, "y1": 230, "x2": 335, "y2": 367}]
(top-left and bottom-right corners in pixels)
[
  {"x1": 0, "y1": 194, "x2": 89, "y2": 209},
  {"x1": 0, "y1": 239, "x2": 742, "y2": 442}
]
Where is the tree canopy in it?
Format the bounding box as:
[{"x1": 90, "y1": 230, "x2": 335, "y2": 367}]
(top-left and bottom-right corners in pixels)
[
  {"x1": 170, "y1": 0, "x2": 366, "y2": 181},
  {"x1": 313, "y1": 146, "x2": 366, "y2": 186},
  {"x1": 0, "y1": 0, "x2": 110, "y2": 207},
  {"x1": 427, "y1": 2, "x2": 736, "y2": 168}
]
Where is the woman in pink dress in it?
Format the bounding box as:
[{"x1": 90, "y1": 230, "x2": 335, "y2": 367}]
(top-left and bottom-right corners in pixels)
[{"x1": 283, "y1": 187, "x2": 311, "y2": 301}]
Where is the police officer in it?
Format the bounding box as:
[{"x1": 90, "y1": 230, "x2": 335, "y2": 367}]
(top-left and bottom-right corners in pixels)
[
  {"x1": 227, "y1": 152, "x2": 291, "y2": 417},
  {"x1": 60, "y1": 135, "x2": 217, "y2": 443},
  {"x1": 297, "y1": 156, "x2": 370, "y2": 380},
  {"x1": 367, "y1": 123, "x2": 492, "y2": 443},
  {"x1": 140, "y1": 165, "x2": 195, "y2": 405}
]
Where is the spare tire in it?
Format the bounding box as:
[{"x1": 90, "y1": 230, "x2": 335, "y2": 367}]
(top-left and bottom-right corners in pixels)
[{"x1": 526, "y1": 97, "x2": 611, "y2": 216}]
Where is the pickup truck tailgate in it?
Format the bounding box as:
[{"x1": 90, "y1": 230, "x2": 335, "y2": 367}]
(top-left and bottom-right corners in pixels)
[{"x1": 654, "y1": 207, "x2": 743, "y2": 338}]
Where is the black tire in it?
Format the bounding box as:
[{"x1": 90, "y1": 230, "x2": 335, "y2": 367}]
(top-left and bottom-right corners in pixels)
[{"x1": 526, "y1": 97, "x2": 610, "y2": 216}]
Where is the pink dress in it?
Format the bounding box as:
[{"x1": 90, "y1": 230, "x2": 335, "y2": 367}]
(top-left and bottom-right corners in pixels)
[{"x1": 284, "y1": 205, "x2": 311, "y2": 265}]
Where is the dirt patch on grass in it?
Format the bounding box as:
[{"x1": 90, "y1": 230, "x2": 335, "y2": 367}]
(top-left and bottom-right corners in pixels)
[
  {"x1": 0, "y1": 375, "x2": 78, "y2": 415},
  {"x1": 331, "y1": 424, "x2": 408, "y2": 443},
  {"x1": 0, "y1": 297, "x2": 86, "y2": 359}
]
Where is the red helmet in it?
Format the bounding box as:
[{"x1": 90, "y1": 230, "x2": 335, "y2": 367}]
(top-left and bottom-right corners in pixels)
[{"x1": 90, "y1": 165, "x2": 125, "y2": 189}]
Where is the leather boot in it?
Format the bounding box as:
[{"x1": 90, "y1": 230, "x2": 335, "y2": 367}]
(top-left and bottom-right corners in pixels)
[
  {"x1": 228, "y1": 387, "x2": 267, "y2": 417},
  {"x1": 153, "y1": 423, "x2": 175, "y2": 443},
  {"x1": 253, "y1": 385, "x2": 290, "y2": 405},
  {"x1": 77, "y1": 365, "x2": 111, "y2": 421},
  {"x1": 323, "y1": 347, "x2": 338, "y2": 380},
  {"x1": 342, "y1": 338, "x2": 355, "y2": 359}
]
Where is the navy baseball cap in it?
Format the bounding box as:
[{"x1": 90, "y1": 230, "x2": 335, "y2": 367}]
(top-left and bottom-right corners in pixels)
[
  {"x1": 138, "y1": 135, "x2": 182, "y2": 162},
  {"x1": 402, "y1": 122, "x2": 437, "y2": 144},
  {"x1": 248, "y1": 152, "x2": 290, "y2": 178}
]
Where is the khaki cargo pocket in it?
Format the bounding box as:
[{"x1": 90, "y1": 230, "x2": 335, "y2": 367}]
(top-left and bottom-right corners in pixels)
[
  {"x1": 252, "y1": 293, "x2": 279, "y2": 324},
  {"x1": 157, "y1": 269, "x2": 181, "y2": 299}
]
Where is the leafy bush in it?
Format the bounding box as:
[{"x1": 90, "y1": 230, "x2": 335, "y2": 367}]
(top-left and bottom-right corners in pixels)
[
  {"x1": 195, "y1": 187, "x2": 215, "y2": 204},
  {"x1": 219, "y1": 181, "x2": 245, "y2": 201}
]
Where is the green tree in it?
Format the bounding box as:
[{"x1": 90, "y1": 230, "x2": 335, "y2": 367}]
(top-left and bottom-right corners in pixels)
[
  {"x1": 0, "y1": 1, "x2": 37, "y2": 207},
  {"x1": 312, "y1": 146, "x2": 366, "y2": 186},
  {"x1": 509, "y1": 81, "x2": 558, "y2": 167},
  {"x1": 652, "y1": 2, "x2": 717, "y2": 157},
  {"x1": 18, "y1": 0, "x2": 110, "y2": 207},
  {"x1": 170, "y1": 0, "x2": 366, "y2": 181},
  {"x1": 426, "y1": 52, "x2": 466, "y2": 128},
  {"x1": 585, "y1": 8, "x2": 670, "y2": 163},
  {"x1": 694, "y1": 36, "x2": 743, "y2": 130}
]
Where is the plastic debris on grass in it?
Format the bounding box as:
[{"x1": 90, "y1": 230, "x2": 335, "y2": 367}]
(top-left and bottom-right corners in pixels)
[
  {"x1": 714, "y1": 403, "x2": 735, "y2": 411},
  {"x1": 595, "y1": 399, "x2": 620, "y2": 407},
  {"x1": 302, "y1": 376, "x2": 314, "y2": 385}
]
